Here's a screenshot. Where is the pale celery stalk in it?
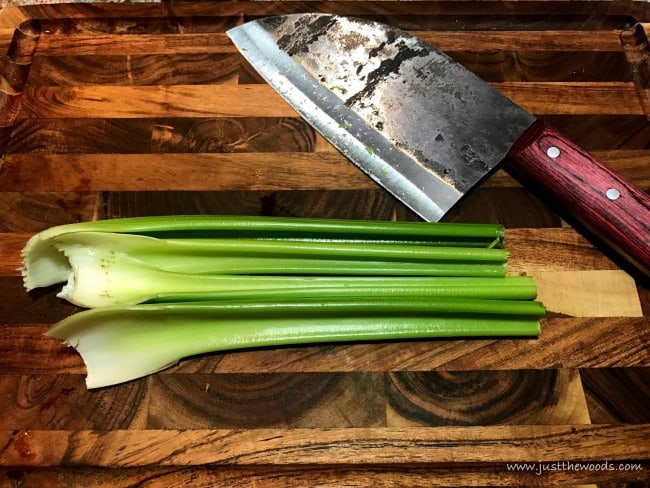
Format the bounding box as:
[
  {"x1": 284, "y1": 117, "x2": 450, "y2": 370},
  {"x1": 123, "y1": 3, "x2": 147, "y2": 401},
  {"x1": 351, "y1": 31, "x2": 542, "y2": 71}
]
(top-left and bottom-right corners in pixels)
[
  {"x1": 50, "y1": 230, "x2": 506, "y2": 279},
  {"x1": 22, "y1": 215, "x2": 505, "y2": 289},
  {"x1": 53, "y1": 235, "x2": 529, "y2": 307},
  {"x1": 23, "y1": 228, "x2": 510, "y2": 306},
  {"x1": 47, "y1": 298, "x2": 544, "y2": 388},
  {"x1": 49, "y1": 233, "x2": 508, "y2": 280}
]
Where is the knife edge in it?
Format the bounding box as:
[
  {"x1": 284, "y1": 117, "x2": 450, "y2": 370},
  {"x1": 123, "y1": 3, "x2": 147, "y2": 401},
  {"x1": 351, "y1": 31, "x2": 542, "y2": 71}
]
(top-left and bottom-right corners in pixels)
[{"x1": 228, "y1": 19, "x2": 465, "y2": 221}]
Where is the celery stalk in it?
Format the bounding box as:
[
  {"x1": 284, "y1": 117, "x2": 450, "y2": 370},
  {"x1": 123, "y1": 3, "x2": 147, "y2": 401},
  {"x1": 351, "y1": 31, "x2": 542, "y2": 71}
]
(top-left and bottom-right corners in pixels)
[
  {"x1": 152, "y1": 277, "x2": 538, "y2": 303},
  {"x1": 54, "y1": 237, "x2": 528, "y2": 307},
  {"x1": 24, "y1": 215, "x2": 545, "y2": 389},
  {"x1": 22, "y1": 215, "x2": 505, "y2": 289},
  {"x1": 24, "y1": 214, "x2": 505, "y2": 242},
  {"x1": 57, "y1": 231, "x2": 508, "y2": 265},
  {"x1": 47, "y1": 298, "x2": 544, "y2": 388}
]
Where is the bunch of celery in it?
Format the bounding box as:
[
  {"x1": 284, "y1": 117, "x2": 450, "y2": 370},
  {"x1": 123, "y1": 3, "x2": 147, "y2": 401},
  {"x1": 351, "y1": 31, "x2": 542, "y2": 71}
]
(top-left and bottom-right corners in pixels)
[{"x1": 22, "y1": 215, "x2": 544, "y2": 388}]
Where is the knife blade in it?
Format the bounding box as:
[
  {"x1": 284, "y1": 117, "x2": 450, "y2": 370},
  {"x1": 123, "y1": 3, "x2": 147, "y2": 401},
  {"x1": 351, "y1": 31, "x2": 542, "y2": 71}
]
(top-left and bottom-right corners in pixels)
[{"x1": 227, "y1": 14, "x2": 650, "y2": 276}]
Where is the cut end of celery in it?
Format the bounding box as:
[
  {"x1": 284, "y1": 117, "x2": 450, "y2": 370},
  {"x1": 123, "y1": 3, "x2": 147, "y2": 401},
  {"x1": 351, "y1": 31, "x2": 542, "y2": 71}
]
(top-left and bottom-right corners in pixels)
[
  {"x1": 45, "y1": 311, "x2": 182, "y2": 389},
  {"x1": 21, "y1": 235, "x2": 73, "y2": 291}
]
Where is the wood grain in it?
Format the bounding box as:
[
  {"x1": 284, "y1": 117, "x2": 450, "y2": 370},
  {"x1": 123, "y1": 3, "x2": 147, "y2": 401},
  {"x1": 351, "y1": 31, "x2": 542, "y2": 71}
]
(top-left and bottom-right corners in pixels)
[
  {"x1": 2, "y1": 2, "x2": 643, "y2": 27},
  {"x1": 30, "y1": 30, "x2": 627, "y2": 57},
  {"x1": 0, "y1": 151, "x2": 645, "y2": 193},
  {"x1": 581, "y1": 368, "x2": 650, "y2": 424},
  {"x1": 0, "y1": 464, "x2": 644, "y2": 488},
  {"x1": 26, "y1": 51, "x2": 631, "y2": 84},
  {"x1": 0, "y1": 153, "x2": 367, "y2": 191},
  {"x1": 0, "y1": 2, "x2": 648, "y2": 484},
  {"x1": 28, "y1": 53, "x2": 241, "y2": 86},
  {"x1": 385, "y1": 369, "x2": 591, "y2": 426},
  {"x1": 1, "y1": 464, "x2": 648, "y2": 487},
  {"x1": 0, "y1": 192, "x2": 99, "y2": 233},
  {"x1": 540, "y1": 115, "x2": 650, "y2": 150},
  {"x1": 15, "y1": 83, "x2": 644, "y2": 119},
  {"x1": 1, "y1": 425, "x2": 648, "y2": 467},
  {"x1": 534, "y1": 270, "x2": 643, "y2": 316},
  {"x1": 18, "y1": 85, "x2": 299, "y2": 118}
]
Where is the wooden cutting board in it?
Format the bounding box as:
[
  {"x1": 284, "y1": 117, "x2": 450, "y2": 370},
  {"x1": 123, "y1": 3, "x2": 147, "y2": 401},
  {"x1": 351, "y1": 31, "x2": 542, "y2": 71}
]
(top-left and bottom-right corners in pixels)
[{"x1": 0, "y1": 1, "x2": 648, "y2": 486}]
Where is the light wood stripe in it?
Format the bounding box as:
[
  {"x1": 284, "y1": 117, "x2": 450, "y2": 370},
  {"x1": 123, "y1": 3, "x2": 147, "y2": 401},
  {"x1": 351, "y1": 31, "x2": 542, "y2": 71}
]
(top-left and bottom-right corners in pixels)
[
  {"x1": 1, "y1": 150, "x2": 646, "y2": 192},
  {"x1": 0, "y1": 425, "x2": 648, "y2": 466},
  {"x1": 16, "y1": 83, "x2": 644, "y2": 119}
]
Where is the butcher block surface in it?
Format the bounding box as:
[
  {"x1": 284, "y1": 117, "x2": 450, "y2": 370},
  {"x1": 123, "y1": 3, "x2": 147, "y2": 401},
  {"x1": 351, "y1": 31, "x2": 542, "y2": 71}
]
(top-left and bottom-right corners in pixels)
[{"x1": 0, "y1": 1, "x2": 649, "y2": 486}]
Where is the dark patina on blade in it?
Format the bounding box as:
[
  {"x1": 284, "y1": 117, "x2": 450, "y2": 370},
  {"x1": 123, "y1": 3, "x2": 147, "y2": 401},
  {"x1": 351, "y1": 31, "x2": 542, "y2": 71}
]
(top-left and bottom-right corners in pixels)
[{"x1": 228, "y1": 14, "x2": 536, "y2": 221}]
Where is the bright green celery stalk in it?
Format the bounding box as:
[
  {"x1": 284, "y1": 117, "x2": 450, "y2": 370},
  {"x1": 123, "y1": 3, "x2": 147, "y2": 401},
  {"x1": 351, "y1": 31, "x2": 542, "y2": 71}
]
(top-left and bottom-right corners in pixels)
[
  {"x1": 47, "y1": 297, "x2": 544, "y2": 388},
  {"x1": 22, "y1": 215, "x2": 505, "y2": 289},
  {"x1": 52, "y1": 235, "x2": 528, "y2": 307},
  {"x1": 152, "y1": 276, "x2": 537, "y2": 303},
  {"x1": 23, "y1": 214, "x2": 505, "y2": 242}
]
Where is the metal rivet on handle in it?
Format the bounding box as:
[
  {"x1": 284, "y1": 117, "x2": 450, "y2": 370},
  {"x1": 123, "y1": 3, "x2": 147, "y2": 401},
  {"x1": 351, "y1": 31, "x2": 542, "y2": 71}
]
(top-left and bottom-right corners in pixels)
[
  {"x1": 606, "y1": 188, "x2": 621, "y2": 201},
  {"x1": 546, "y1": 146, "x2": 560, "y2": 158}
]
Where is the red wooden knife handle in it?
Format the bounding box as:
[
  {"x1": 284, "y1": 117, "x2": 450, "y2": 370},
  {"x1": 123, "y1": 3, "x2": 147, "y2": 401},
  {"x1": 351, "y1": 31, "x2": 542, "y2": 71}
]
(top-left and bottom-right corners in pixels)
[{"x1": 505, "y1": 119, "x2": 650, "y2": 277}]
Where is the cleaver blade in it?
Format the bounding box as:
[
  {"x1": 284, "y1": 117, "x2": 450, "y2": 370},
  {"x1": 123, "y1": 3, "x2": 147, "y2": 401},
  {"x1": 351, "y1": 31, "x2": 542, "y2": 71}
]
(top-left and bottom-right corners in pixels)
[{"x1": 228, "y1": 14, "x2": 650, "y2": 276}]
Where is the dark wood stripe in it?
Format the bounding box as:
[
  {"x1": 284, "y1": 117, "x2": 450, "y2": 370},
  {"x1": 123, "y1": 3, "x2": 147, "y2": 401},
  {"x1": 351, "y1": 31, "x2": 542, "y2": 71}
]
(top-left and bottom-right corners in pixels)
[
  {"x1": 581, "y1": 368, "x2": 650, "y2": 423},
  {"x1": 0, "y1": 370, "x2": 590, "y2": 430},
  {"x1": 27, "y1": 53, "x2": 241, "y2": 86},
  {"x1": 386, "y1": 369, "x2": 589, "y2": 426},
  {"x1": 0, "y1": 192, "x2": 99, "y2": 233},
  {"x1": 5, "y1": 118, "x2": 155, "y2": 154},
  {"x1": 540, "y1": 115, "x2": 650, "y2": 150},
  {"x1": 6, "y1": 3, "x2": 639, "y2": 25},
  {"x1": 31, "y1": 30, "x2": 626, "y2": 57},
  {"x1": 0, "y1": 278, "x2": 81, "y2": 322},
  {"x1": 448, "y1": 50, "x2": 631, "y2": 82},
  {"x1": 4, "y1": 117, "x2": 315, "y2": 154}
]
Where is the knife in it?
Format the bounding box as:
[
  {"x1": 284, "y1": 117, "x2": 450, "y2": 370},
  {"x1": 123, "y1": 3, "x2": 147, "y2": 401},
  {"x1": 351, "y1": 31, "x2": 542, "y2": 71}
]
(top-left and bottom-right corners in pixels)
[{"x1": 227, "y1": 14, "x2": 650, "y2": 277}]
